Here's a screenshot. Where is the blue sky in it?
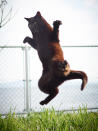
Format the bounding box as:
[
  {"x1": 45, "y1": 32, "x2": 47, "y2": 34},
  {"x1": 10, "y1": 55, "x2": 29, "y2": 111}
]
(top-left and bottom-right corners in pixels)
[{"x1": 0, "y1": 0, "x2": 98, "y2": 45}]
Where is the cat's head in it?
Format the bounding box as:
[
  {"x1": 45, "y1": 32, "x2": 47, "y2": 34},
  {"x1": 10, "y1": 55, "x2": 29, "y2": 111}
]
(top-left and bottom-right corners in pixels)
[
  {"x1": 25, "y1": 12, "x2": 42, "y2": 34},
  {"x1": 24, "y1": 11, "x2": 52, "y2": 35}
]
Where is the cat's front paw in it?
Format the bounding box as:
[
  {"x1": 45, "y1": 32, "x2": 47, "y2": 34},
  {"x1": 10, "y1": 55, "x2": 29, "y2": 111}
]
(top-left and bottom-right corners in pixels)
[
  {"x1": 23, "y1": 36, "x2": 30, "y2": 44},
  {"x1": 53, "y1": 20, "x2": 62, "y2": 26}
]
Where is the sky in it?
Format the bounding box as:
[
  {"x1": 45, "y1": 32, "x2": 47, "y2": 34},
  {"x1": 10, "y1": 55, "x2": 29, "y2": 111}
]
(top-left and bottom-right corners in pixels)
[
  {"x1": 0, "y1": 0, "x2": 98, "y2": 112},
  {"x1": 0, "y1": 0, "x2": 98, "y2": 46},
  {"x1": 0, "y1": 0, "x2": 98, "y2": 82}
]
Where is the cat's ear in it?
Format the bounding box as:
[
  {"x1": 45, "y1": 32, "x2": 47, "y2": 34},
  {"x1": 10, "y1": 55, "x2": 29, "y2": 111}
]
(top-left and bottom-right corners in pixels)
[
  {"x1": 36, "y1": 11, "x2": 41, "y2": 17},
  {"x1": 24, "y1": 18, "x2": 30, "y2": 22}
]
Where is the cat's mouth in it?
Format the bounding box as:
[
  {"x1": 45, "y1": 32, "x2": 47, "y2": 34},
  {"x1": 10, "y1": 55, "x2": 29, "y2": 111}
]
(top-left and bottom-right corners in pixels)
[
  {"x1": 29, "y1": 22, "x2": 37, "y2": 28},
  {"x1": 29, "y1": 23, "x2": 40, "y2": 35}
]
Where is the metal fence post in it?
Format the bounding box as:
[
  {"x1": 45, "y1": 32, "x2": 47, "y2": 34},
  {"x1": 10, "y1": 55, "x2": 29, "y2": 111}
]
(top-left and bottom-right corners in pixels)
[{"x1": 23, "y1": 45, "x2": 31, "y2": 112}]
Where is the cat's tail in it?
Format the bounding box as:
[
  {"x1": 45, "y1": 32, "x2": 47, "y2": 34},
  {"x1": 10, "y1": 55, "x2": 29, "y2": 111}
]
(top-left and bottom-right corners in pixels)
[{"x1": 65, "y1": 70, "x2": 88, "y2": 90}]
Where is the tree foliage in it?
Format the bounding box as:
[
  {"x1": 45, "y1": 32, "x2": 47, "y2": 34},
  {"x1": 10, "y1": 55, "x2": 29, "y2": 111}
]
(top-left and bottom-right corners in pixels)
[{"x1": 0, "y1": 0, "x2": 12, "y2": 28}]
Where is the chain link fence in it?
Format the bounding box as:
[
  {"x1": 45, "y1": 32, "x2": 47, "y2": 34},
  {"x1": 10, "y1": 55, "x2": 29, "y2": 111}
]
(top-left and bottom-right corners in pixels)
[
  {"x1": 0, "y1": 45, "x2": 98, "y2": 114},
  {"x1": 0, "y1": 46, "x2": 27, "y2": 114}
]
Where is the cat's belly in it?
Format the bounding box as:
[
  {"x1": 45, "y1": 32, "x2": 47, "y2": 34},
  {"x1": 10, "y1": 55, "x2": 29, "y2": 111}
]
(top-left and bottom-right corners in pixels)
[{"x1": 37, "y1": 46, "x2": 53, "y2": 61}]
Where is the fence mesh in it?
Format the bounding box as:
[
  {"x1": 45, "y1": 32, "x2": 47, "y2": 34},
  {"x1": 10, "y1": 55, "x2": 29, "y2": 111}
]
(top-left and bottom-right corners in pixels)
[
  {"x1": 29, "y1": 46, "x2": 98, "y2": 111},
  {"x1": 0, "y1": 47, "x2": 25, "y2": 114},
  {"x1": 0, "y1": 46, "x2": 98, "y2": 114}
]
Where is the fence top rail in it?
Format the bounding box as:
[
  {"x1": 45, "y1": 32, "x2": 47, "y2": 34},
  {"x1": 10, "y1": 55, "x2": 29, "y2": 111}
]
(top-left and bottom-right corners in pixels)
[
  {"x1": 61, "y1": 45, "x2": 98, "y2": 48},
  {"x1": 0, "y1": 45, "x2": 98, "y2": 48},
  {"x1": 0, "y1": 45, "x2": 25, "y2": 48}
]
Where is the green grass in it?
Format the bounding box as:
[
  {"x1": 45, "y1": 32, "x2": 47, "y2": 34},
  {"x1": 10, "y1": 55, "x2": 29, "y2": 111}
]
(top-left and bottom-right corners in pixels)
[{"x1": 0, "y1": 108, "x2": 98, "y2": 131}]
